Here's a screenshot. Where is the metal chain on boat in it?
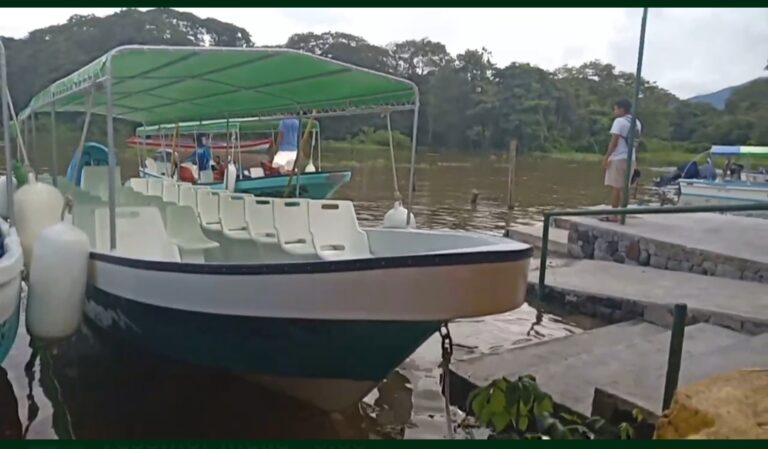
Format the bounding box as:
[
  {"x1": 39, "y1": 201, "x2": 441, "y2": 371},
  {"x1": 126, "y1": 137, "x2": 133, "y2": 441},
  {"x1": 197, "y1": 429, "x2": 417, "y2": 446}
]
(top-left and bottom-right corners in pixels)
[{"x1": 439, "y1": 321, "x2": 455, "y2": 439}]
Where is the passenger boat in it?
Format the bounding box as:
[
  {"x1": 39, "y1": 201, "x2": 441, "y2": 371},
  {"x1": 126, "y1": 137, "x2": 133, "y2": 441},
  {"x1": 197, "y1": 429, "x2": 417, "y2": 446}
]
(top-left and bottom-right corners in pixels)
[
  {"x1": 678, "y1": 145, "x2": 768, "y2": 207},
  {"x1": 17, "y1": 45, "x2": 532, "y2": 410},
  {"x1": 130, "y1": 117, "x2": 351, "y2": 199},
  {"x1": 0, "y1": 39, "x2": 26, "y2": 364}
]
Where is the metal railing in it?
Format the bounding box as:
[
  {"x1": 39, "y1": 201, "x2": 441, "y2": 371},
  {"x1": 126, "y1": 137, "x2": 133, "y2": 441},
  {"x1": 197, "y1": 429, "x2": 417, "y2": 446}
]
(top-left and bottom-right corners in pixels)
[{"x1": 537, "y1": 202, "x2": 768, "y2": 302}]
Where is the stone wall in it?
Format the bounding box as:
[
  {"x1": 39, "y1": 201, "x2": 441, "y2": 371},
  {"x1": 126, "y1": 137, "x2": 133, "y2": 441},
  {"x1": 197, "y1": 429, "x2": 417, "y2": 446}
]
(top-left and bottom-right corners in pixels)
[{"x1": 564, "y1": 221, "x2": 768, "y2": 284}]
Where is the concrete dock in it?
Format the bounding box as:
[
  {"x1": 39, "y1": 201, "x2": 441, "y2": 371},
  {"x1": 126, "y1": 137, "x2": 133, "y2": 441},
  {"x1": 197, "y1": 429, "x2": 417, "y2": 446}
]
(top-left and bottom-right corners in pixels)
[
  {"x1": 532, "y1": 259, "x2": 768, "y2": 334},
  {"x1": 449, "y1": 321, "x2": 768, "y2": 420},
  {"x1": 470, "y1": 210, "x2": 768, "y2": 423}
]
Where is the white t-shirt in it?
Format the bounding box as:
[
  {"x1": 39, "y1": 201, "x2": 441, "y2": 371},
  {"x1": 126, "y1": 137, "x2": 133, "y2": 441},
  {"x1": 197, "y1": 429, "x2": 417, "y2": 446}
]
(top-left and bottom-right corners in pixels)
[{"x1": 609, "y1": 115, "x2": 642, "y2": 161}]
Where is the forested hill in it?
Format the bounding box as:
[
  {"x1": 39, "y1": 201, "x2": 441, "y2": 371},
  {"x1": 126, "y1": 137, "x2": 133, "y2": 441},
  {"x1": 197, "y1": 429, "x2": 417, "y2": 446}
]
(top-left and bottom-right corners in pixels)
[{"x1": 2, "y1": 8, "x2": 766, "y2": 154}]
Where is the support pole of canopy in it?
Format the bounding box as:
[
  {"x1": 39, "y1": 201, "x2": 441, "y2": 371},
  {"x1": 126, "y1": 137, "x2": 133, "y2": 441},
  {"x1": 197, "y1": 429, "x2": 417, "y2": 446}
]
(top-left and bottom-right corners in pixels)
[
  {"x1": 105, "y1": 62, "x2": 117, "y2": 251},
  {"x1": 621, "y1": 7, "x2": 648, "y2": 225},
  {"x1": 406, "y1": 101, "x2": 420, "y2": 226},
  {"x1": 317, "y1": 127, "x2": 322, "y2": 171},
  {"x1": 30, "y1": 111, "x2": 37, "y2": 177},
  {"x1": 295, "y1": 116, "x2": 302, "y2": 198},
  {"x1": 1, "y1": 39, "x2": 14, "y2": 225},
  {"x1": 386, "y1": 112, "x2": 401, "y2": 201},
  {"x1": 225, "y1": 117, "x2": 231, "y2": 188},
  {"x1": 50, "y1": 103, "x2": 57, "y2": 187},
  {"x1": 23, "y1": 116, "x2": 28, "y2": 168}
]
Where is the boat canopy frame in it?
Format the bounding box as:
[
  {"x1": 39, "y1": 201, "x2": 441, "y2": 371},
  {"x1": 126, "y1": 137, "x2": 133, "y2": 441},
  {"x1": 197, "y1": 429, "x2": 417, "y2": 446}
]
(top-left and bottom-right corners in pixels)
[
  {"x1": 19, "y1": 45, "x2": 421, "y2": 250},
  {"x1": 1, "y1": 39, "x2": 13, "y2": 226}
]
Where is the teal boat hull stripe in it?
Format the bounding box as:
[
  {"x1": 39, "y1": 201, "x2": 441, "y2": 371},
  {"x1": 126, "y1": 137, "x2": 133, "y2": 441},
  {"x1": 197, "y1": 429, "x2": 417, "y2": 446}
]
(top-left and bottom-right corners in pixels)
[{"x1": 85, "y1": 286, "x2": 439, "y2": 381}]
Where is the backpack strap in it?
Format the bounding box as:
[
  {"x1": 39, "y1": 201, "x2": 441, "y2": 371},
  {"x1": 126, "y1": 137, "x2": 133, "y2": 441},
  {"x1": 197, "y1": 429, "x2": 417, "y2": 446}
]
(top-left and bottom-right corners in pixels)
[{"x1": 620, "y1": 115, "x2": 641, "y2": 147}]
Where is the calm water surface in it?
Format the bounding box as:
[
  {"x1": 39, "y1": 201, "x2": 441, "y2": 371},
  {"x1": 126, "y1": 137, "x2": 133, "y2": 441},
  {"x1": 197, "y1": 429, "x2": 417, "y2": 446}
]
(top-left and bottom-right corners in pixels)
[{"x1": 1, "y1": 153, "x2": 641, "y2": 439}]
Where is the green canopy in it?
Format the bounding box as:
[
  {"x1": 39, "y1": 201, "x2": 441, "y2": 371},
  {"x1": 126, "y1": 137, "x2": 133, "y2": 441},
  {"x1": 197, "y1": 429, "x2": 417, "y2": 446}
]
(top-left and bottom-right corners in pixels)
[
  {"x1": 135, "y1": 117, "x2": 318, "y2": 137},
  {"x1": 19, "y1": 45, "x2": 418, "y2": 125}
]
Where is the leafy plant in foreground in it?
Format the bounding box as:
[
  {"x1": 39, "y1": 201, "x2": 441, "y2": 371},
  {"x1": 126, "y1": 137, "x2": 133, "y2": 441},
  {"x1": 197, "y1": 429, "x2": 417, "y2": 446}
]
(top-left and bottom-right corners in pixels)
[{"x1": 466, "y1": 374, "x2": 645, "y2": 440}]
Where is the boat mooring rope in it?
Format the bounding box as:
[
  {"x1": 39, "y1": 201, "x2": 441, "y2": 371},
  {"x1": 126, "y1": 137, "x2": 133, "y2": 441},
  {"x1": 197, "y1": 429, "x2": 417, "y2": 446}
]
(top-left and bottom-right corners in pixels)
[{"x1": 439, "y1": 322, "x2": 454, "y2": 439}]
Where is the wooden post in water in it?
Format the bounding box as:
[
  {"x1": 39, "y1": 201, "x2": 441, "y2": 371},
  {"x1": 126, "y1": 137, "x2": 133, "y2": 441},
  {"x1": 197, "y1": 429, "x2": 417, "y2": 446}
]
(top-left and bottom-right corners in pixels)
[{"x1": 506, "y1": 139, "x2": 518, "y2": 210}]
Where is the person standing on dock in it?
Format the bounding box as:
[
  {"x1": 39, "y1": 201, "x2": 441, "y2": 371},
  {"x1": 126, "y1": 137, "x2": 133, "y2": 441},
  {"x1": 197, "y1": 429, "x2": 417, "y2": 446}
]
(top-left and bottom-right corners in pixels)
[{"x1": 602, "y1": 98, "x2": 642, "y2": 222}]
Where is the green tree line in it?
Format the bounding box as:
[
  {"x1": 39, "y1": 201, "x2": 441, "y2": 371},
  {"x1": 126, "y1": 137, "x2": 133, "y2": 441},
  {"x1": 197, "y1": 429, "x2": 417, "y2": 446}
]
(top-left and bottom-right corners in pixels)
[{"x1": 2, "y1": 9, "x2": 766, "y2": 156}]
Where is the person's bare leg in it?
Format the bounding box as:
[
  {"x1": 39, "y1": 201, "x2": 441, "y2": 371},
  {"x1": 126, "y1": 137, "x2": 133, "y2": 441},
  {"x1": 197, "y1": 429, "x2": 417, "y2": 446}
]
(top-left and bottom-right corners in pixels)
[{"x1": 610, "y1": 187, "x2": 622, "y2": 221}]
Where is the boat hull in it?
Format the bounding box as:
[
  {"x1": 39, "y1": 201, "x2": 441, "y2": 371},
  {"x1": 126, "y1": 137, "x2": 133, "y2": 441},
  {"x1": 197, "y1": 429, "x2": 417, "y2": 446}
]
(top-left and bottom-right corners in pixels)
[
  {"x1": 0, "y1": 224, "x2": 24, "y2": 364},
  {"x1": 83, "y1": 239, "x2": 531, "y2": 410},
  {"x1": 139, "y1": 169, "x2": 352, "y2": 199},
  {"x1": 234, "y1": 171, "x2": 352, "y2": 199},
  {"x1": 679, "y1": 180, "x2": 768, "y2": 205},
  {"x1": 85, "y1": 286, "x2": 437, "y2": 410}
]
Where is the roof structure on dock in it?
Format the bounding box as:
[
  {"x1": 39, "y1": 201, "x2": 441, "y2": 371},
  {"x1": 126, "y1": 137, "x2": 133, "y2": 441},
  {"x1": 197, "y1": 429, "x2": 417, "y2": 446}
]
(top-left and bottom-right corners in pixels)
[{"x1": 19, "y1": 45, "x2": 418, "y2": 125}]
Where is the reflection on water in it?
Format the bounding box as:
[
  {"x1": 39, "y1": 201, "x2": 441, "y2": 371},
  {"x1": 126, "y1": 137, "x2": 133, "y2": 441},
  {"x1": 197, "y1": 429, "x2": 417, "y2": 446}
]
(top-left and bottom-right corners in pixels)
[{"x1": 1, "y1": 153, "x2": 616, "y2": 439}]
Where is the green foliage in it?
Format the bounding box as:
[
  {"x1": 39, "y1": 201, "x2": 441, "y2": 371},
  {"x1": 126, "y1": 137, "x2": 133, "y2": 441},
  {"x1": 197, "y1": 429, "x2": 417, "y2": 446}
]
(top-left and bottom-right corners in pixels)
[
  {"x1": 466, "y1": 375, "x2": 646, "y2": 440},
  {"x1": 2, "y1": 9, "x2": 765, "y2": 160},
  {"x1": 348, "y1": 127, "x2": 411, "y2": 150}
]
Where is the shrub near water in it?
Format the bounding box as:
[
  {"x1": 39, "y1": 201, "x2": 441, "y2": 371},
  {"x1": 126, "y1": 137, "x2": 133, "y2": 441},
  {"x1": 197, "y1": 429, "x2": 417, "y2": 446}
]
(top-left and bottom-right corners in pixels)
[{"x1": 466, "y1": 374, "x2": 646, "y2": 440}]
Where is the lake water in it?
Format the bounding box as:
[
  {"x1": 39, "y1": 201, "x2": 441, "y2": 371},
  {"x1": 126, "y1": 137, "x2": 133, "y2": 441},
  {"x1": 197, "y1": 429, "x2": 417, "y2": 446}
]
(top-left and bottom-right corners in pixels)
[{"x1": 0, "y1": 153, "x2": 644, "y2": 439}]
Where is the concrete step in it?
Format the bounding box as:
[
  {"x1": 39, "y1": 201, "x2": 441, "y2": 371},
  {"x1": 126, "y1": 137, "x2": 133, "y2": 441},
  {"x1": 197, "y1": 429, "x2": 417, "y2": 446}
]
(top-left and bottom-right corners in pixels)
[
  {"x1": 532, "y1": 260, "x2": 768, "y2": 334},
  {"x1": 449, "y1": 322, "x2": 748, "y2": 418},
  {"x1": 506, "y1": 223, "x2": 569, "y2": 255}
]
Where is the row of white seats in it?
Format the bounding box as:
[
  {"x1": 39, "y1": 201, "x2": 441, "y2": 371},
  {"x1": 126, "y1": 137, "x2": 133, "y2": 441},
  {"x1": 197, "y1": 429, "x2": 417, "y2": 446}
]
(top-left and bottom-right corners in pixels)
[{"x1": 126, "y1": 177, "x2": 371, "y2": 260}]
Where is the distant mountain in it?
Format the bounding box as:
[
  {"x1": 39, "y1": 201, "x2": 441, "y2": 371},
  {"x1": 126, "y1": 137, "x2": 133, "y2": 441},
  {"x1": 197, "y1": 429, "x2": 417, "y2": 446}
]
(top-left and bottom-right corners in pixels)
[{"x1": 688, "y1": 77, "x2": 766, "y2": 110}]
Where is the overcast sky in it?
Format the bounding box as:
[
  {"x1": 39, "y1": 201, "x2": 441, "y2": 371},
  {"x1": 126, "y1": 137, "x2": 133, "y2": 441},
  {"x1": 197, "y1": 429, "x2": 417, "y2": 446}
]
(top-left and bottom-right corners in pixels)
[{"x1": 1, "y1": 8, "x2": 766, "y2": 98}]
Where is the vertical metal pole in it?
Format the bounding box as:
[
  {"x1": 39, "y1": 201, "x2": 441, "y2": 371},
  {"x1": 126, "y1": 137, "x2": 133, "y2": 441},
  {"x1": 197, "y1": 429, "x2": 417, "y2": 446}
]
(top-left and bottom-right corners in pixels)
[
  {"x1": 537, "y1": 213, "x2": 551, "y2": 302},
  {"x1": 662, "y1": 303, "x2": 687, "y2": 411},
  {"x1": 30, "y1": 111, "x2": 37, "y2": 176},
  {"x1": 295, "y1": 117, "x2": 302, "y2": 198},
  {"x1": 317, "y1": 126, "x2": 322, "y2": 171},
  {"x1": 621, "y1": 7, "x2": 648, "y2": 225},
  {"x1": 386, "y1": 112, "x2": 401, "y2": 199},
  {"x1": 105, "y1": 63, "x2": 117, "y2": 251},
  {"x1": 0, "y1": 40, "x2": 14, "y2": 225},
  {"x1": 406, "y1": 102, "x2": 420, "y2": 225},
  {"x1": 50, "y1": 103, "x2": 58, "y2": 186},
  {"x1": 506, "y1": 139, "x2": 518, "y2": 210},
  {"x1": 225, "y1": 117, "x2": 231, "y2": 189}
]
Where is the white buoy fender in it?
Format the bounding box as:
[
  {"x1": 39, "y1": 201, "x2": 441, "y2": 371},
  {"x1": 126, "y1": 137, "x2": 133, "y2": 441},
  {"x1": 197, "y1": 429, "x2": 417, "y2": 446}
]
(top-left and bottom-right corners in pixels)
[
  {"x1": 225, "y1": 163, "x2": 237, "y2": 192},
  {"x1": 0, "y1": 176, "x2": 18, "y2": 219},
  {"x1": 14, "y1": 181, "x2": 65, "y2": 268},
  {"x1": 383, "y1": 201, "x2": 416, "y2": 229},
  {"x1": 27, "y1": 221, "x2": 90, "y2": 339},
  {"x1": 304, "y1": 161, "x2": 317, "y2": 173}
]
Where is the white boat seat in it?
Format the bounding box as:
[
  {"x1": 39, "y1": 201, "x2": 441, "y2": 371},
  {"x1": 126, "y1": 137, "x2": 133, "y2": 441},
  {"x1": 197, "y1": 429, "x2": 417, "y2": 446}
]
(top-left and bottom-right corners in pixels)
[
  {"x1": 272, "y1": 199, "x2": 315, "y2": 256},
  {"x1": 147, "y1": 178, "x2": 164, "y2": 197},
  {"x1": 127, "y1": 178, "x2": 149, "y2": 194},
  {"x1": 178, "y1": 184, "x2": 201, "y2": 218},
  {"x1": 165, "y1": 205, "x2": 219, "y2": 262},
  {"x1": 94, "y1": 207, "x2": 180, "y2": 262},
  {"x1": 219, "y1": 194, "x2": 251, "y2": 240},
  {"x1": 118, "y1": 186, "x2": 147, "y2": 206},
  {"x1": 197, "y1": 190, "x2": 222, "y2": 231},
  {"x1": 81, "y1": 166, "x2": 122, "y2": 201},
  {"x1": 309, "y1": 200, "x2": 371, "y2": 260},
  {"x1": 245, "y1": 197, "x2": 278, "y2": 243},
  {"x1": 162, "y1": 181, "x2": 180, "y2": 204}
]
